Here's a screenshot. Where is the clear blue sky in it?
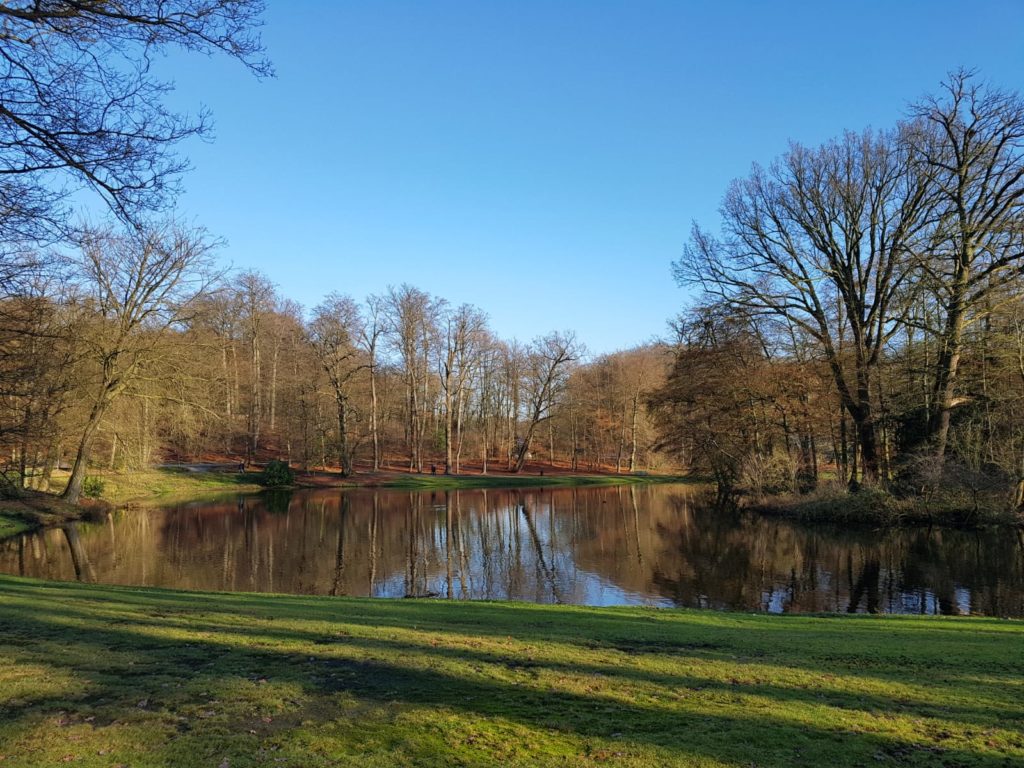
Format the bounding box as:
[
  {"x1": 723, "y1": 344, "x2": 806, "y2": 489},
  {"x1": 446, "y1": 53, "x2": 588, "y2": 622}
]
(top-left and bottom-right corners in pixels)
[{"x1": 157, "y1": 1, "x2": 1024, "y2": 355}]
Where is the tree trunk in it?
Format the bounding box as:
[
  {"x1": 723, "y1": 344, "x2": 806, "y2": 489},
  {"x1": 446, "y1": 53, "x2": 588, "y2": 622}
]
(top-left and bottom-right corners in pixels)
[
  {"x1": 454, "y1": 386, "x2": 465, "y2": 474},
  {"x1": 369, "y1": 359, "x2": 380, "y2": 471},
  {"x1": 629, "y1": 392, "x2": 639, "y2": 472},
  {"x1": 39, "y1": 440, "x2": 58, "y2": 492},
  {"x1": 337, "y1": 396, "x2": 351, "y2": 476},
  {"x1": 852, "y1": 413, "x2": 880, "y2": 487},
  {"x1": 269, "y1": 340, "x2": 279, "y2": 432},
  {"x1": 443, "y1": 374, "x2": 454, "y2": 474},
  {"x1": 249, "y1": 333, "x2": 261, "y2": 463},
  {"x1": 63, "y1": 397, "x2": 110, "y2": 504},
  {"x1": 930, "y1": 273, "x2": 968, "y2": 460},
  {"x1": 408, "y1": 373, "x2": 418, "y2": 471}
]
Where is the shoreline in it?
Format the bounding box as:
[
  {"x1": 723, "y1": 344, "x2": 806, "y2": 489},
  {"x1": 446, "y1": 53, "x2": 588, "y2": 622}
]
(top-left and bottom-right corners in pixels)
[
  {"x1": 0, "y1": 467, "x2": 695, "y2": 539},
  {"x1": 747, "y1": 485, "x2": 1024, "y2": 530}
]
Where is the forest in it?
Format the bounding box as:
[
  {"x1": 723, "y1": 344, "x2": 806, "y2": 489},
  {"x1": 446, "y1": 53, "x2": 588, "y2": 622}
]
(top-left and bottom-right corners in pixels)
[
  {"x1": 6, "y1": 71, "x2": 1024, "y2": 523},
  {"x1": 0, "y1": 258, "x2": 670, "y2": 502},
  {"x1": 0, "y1": 0, "x2": 1020, "y2": 526},
  {"x1": 655, "y1": 70, "x2": 1024, "y2": 521}
]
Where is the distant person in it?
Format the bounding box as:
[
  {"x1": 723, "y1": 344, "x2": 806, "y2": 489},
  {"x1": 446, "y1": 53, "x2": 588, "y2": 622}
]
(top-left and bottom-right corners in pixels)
[
  {"x1": 430, "y1": 464, "x2": 437, "y2": 475},
  {"x1": 238, "y1": 460, "x2": 245, "y2": 473}
]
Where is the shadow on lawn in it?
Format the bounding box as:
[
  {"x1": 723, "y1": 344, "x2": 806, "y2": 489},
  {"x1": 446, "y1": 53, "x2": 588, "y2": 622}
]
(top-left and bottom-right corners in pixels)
[{"x1": 0, "y1": 577, "x2": 1021, "y2": 766}]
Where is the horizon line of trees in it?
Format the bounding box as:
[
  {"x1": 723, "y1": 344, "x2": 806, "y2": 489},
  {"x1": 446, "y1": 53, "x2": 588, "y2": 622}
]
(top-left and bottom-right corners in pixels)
[{"x1": 1, "y1": 255, "x2": 674, "y2": 502}]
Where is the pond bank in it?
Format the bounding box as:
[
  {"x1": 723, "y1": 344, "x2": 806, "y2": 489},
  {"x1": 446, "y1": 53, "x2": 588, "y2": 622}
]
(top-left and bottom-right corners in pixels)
[
  {"x1": 294, "y1": 470, "x2": 694, "y2": 490},
  {"x1": 748, "y1": 485, "x2": 1024, "y2": 529},
  {"x1": 0, "y1": 490, "x2": 109, "y2": 538},
  {"x1": 0, "y1": 469, "x2": 264, "y2": 538},
  {"x1": 1, "y1": 467, "x2": 693, "y2": 539},
  {"x1": 0, "y1": 575, "x2": 1020, "y2": 767}
]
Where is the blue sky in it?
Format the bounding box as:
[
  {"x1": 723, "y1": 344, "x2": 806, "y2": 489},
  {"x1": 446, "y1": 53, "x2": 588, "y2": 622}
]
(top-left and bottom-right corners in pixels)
[{"x1": 156, "y1": 1, "x2": 1024, "y2": 355}]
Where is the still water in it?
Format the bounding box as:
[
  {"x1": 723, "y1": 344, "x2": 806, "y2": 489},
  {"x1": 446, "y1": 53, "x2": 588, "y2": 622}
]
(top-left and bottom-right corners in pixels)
[{"x1": 1, "y1": 485, "x2": 1022, "y2": 615}]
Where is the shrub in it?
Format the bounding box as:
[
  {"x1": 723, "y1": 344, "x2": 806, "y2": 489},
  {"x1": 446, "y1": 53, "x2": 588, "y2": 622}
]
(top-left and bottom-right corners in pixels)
[
  {"x1": 740, "y1": 451, "x2": 796, "y2": 498},
  {"x1": 259, "y1": 460, "x2": 294, "y2": 487},
  {"x1": 82, "y1": 476, "x2": 106, "y2": 499}
]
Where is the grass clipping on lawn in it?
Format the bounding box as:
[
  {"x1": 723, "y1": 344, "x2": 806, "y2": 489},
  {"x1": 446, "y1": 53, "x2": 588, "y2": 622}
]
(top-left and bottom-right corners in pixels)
[{"x1": 0, "y1": 577, "x2": 1021, "y2": 767}]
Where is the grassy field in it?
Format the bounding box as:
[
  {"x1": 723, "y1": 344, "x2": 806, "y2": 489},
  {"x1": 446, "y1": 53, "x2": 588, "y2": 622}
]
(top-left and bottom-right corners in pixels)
[
  {"x1": 0, "y1": 577, "x2": 1021, "y2": 767},
  {"x1": 87, "y1": 468, "x2": 263, "y2": 506}
]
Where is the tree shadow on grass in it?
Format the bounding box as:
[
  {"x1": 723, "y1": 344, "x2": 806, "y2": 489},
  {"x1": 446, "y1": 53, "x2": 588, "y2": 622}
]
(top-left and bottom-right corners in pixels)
[
  {"x1": 10, "y1": 578, "x2": 1020, "y2": 706},
  {"x1": 0, "y1": 579, "x2": 1022, "y2": 766},
  {"x1": 5, "y1": 597, "x2": 1018, "y2": 735}
]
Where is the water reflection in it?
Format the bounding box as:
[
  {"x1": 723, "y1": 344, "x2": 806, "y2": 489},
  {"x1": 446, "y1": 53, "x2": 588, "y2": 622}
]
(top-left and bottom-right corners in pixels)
[{"x1": 1, "y1": 485, "x2": 1022, "y2": 615}]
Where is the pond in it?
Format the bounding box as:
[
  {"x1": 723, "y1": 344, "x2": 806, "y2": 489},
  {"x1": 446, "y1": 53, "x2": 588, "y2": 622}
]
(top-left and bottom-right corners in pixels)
[{"x1": 1, "y1": 484, "x2": 1022, "y2": 615}]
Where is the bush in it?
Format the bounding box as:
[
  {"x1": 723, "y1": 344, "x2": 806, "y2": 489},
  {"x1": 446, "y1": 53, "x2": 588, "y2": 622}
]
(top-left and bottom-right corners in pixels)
[
  {"x1": 740, "y1": 451, "x2": 796, "y2": 498},
  {"x1": 82, "y1": 476, "x2": 106, "y2": 498},
  {"x1": 259, "y1": 460, "x2": 294, "y2": 487}
]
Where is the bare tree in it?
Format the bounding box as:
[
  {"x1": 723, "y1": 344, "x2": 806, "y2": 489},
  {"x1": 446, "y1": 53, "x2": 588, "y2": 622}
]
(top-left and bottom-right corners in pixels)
[
  {"x1": 439, "y1": 304, "x2": 488, "y2": 474},
  {"x1": 910, "y1": 70, "x2": 1024, "y2": 459},
  {"x1": 513, "y1": 332, "x2": 581, "y2": 473},
  {"x1": 359, "y1": 295, "x2": 386, "y2": 471},
  {"x1": 678, "y1": 129, "x2": 934, "y2": 484},
  {"x1": 384, "y1": 285, "x2": 441, "y2": 472},
  {"x1": 62, "y1": 222, "x2": 219, "y2": 502},
  {"x1": 234, "y1": 271, "x2": 276, "y2": 464},
  {"x1": 307, "y1": 294, "x2": 365, "y2": 476},
  {"x1": 0, "y1": 1, "x2": 268, "y2": 245},
  {"x1": 0, "y1": 280, "x2": 82, "y2": 493}
]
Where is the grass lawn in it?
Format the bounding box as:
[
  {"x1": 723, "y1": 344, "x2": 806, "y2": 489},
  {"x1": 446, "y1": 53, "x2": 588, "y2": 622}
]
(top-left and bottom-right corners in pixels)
[
  {"x1": 0, "y1": 577, "x2": 1021, "y2": 766},
  {"x1": 87, "y1": 468, "x2": 263, "y2": 506},
  {"x1": 32, "y1": 467, "x2": 263, "y2": 508}
]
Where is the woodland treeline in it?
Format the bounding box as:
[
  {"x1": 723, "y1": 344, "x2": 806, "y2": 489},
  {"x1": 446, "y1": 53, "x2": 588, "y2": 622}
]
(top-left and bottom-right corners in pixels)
[
  {"x1": 0, "y1": 0, "x2": 674, "y2": 506},
  {"x1": 0, "y1": 1, "x2": 1021, "y2": 518},
  {"x1": 0, "y1": 255, "x2": 670, "y2": 503},
  {"x1": 656, "y1": 71, "x2": 1024, "y2": 514}
]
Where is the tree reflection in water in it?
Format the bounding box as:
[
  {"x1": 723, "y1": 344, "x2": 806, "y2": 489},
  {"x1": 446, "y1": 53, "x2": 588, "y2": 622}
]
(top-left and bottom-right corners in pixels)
[{"x1": 1, "y1": 485, "x2": 1021, "y2": 615}]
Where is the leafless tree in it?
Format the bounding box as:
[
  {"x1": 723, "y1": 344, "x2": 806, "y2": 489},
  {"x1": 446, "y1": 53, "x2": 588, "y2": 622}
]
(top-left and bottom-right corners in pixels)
[
  {"x1": 513, "y1": 332, "x2": 581, "y2": 473},
  {"x1": 677, "y1": 128, "x2": 935, "y2": 484},
  {"x1": 909, "y1": 70, "x2": 1024, "y2": 459},
  {"x1": 358, "y1": 295, "x2": 386, "y2": 470},
  {"x1": 0, "y1": 0, "x2": 268, "y2": 247},
  {"x1": 62, "y1": 222, "x2": 219, "y2": 502},
  {"x1": 384, "y1": 285, "x2": 441, "y2": 472},
  {"x1": 308, "y1": 294, "x2": 365, "y2": 476},
  {"x1": 439, "y1": 303, "x2": 488, "y2": 474}
]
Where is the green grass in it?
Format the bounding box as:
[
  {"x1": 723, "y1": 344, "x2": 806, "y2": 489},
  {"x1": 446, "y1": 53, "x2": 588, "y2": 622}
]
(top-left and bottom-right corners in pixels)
[
  {"x1": 371, "y1": 473, "x2": 694, "y2": 490},
  {"x1": 87, "y1": 468, "x2": 262, "y2": 506},
  {"x1": 0, "y1": 469, "x2": 263, "y2": 539},
  {"x1": 0, "y1": 576, "x2": 1021, "y2": 766}
]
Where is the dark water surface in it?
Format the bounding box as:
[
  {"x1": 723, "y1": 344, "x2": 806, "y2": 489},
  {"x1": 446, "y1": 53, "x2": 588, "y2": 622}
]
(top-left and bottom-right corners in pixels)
[{"x1": 2, "y1": 485, "x2": 1022, "y2": 615}]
